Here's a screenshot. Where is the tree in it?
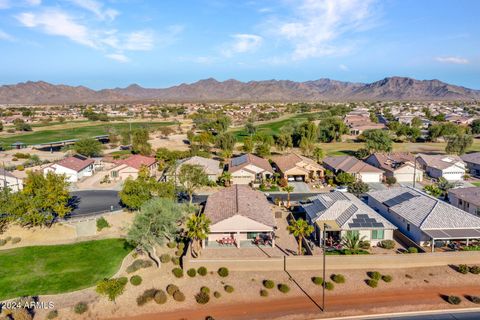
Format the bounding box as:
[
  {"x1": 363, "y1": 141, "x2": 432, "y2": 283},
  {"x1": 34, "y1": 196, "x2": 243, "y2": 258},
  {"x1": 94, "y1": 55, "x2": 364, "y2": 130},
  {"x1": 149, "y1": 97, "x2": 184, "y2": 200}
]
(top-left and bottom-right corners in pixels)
[
  {"x1": 219, "y1": 172, "x2": 232, "y2": 187},
  {"x1": 96, "y1": 278, "x2": 127, "y2": 302},
  {"x1": 245, "y1": 120, "x2": 256, "y2": 135},
  {"x1": 445, "y1": 133, "x2": 473, "y2": 155},
  {"x1": 242, "y1": 137, "x2": 254, "y2": 153},
  {"x1": 185, "y1": 213, "x2": 210, "y2": 258},
  {"x1": 255, "y1": 142, "x2": 271, "y2": 157},
  {"x1": 317, "y1": 118, "x2": 348, "y2": 142},
  {"x1": 73, "y1": 138, "x2": 102, "y2": 157},
  {"x1": 411, "y1": 117, "x2": 423, "y2": 128},
  {"x1": 341, "y1": 232, "x2": 366, "y2": 251},
  {"x1": 471, "y1": 119, "x2": 480, "y2": 134},
  {"x1": 275, "y1": 133, "x2": 293, "y2": 151},
  {"x1": 424, "y1": 184, "x2": 442, "y2": 198},
  {"x1": 299, "y1": 137, "x2": 315, "y2": 156},
  {"x1": 0, "y1": 122, "x2": 3, "y2": 132},
  {"x1": 335, "y1": 172, "x2": 355, "y2": 186},
  {"x1": 312, "y1": 146, "x2": 324, "y2": 163},
  {"x1": 178, "y1": 164, "x2": 209, "y2": 204},
  {"x1": 131, "y1": 128, "x2": 152, "y2": 155},
  {"x1": 355, "y1": 148, "x2": 370, "y2": 159},
  {"x1": 347, "y1": 181, "x2": 369, "y2": 196},
  {"x1": 127, "y1": 198, "x2": 190, "y2": 267},
  {"x1": 363, "y1": 129, "x2": 392, "y2": 153},
  {"x1": 385, "y1": 176, "x2": 397, "y2": 187},
  {"x1": 287, "y1": 218, "x2": 314, "y2": 255},
  {"x1": 215, "y1": 132, "x2": 236, "y2": 153},
  {"x1": 282, "y1": 185, "x2": 295, "y2": 208}
]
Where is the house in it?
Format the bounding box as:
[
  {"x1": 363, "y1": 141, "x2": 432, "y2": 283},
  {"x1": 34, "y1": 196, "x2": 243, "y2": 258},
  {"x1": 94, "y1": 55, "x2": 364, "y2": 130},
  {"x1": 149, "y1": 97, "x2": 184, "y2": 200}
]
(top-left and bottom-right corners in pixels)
[
  {"x1": 202, "y1": 185, "x2": 276, "y2": 248},
  {"x1": 228, "y1": 154, "x2": 273, "y2": 185},
  {"x1": 0, "y1": 168, "x2": 23, "y2": 192},
  {"x1": 301, "y1": 192, "x2": 396, "y2": 246},
  {"x1": 461, "y1": 152, "x2": 480, "y2": 177},
  {"x1": 43, "y1": 154, "x2": 94, "y2": 182},
  {"x1": 417, "y1": 154, "x2": 466, "y2": 181},
  {"x1": 448, "y1": 187, "x2": 480, "y2": 216},
  {"x1": 272, "y1": 153, "x2": 324, "y2": 182},
  {"x1": 365, "y1": 153, "x2": 423, "y2": 183},
  {"x1": 109, "y1": 154, "x2": 158, "y2": 181},
  {"x1": 175, "y1": 156, "x2": 222, "y2": 182},
  {"x1": 368, "y1": 187, "x2": 480, "y2": 251},
  {"x1": 322, "y1": 155, "x2": 383, "y2": 183}
]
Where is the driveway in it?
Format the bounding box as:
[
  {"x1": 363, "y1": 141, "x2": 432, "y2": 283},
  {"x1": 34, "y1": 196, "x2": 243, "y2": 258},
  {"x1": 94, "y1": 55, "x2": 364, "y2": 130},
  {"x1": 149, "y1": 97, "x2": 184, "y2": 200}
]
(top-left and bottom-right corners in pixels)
[
  {"x1": 288, "y1": 181, "x2": 311, "y2": 193},
  {"x1": 69, "y1": 190, "x2": 122, "y2": 217}
]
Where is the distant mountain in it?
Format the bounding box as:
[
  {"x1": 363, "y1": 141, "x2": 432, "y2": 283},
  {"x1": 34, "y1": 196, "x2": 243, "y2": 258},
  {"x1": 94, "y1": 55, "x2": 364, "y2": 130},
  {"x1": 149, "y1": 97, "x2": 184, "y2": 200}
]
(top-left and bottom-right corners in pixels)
[{"x1": 1, "y1": 77, "x2": 479, "y2": 104}]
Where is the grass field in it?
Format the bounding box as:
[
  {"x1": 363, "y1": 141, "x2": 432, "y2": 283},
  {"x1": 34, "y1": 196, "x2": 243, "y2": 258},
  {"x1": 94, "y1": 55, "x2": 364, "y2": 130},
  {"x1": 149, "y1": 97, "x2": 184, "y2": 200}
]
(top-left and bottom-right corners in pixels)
[
  {"x1": 0, "y1": 121, "x2": 175, "y2": 145},
  {"x1": 0, "y1": 238, "x2": 133, "y2": 300}
]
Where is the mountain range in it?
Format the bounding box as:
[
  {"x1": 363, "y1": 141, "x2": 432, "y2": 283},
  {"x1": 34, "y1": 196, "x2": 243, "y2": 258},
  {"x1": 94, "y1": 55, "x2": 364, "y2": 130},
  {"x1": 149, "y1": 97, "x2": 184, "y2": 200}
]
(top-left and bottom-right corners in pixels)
[{"x1": 0, "y1": 77, "x2": 479, "y2": 104}]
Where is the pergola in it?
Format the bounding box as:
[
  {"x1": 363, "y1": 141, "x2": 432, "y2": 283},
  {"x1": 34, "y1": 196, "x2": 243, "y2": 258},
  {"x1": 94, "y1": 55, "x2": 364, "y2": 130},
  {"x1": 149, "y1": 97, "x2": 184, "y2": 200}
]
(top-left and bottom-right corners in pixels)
[{"x1": 423, "y1": 229, "x2": 480, "y2": 252}]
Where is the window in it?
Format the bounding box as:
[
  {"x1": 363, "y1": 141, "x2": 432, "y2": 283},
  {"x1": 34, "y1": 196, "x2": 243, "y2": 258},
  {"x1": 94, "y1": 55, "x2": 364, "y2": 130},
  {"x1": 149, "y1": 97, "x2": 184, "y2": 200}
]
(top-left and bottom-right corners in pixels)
[
  {"x1": 347, "y1": 230, "x2": 359, "y2": 237},
  {"x1": 247, "y1": 232, "x2": 258, "y2": 240},
  {"x1": 371, "y1": 230, "x2": 384, "y2": 240},
  {"x1": 407, "y1": 223, "x2": 411, "y2": 232}
]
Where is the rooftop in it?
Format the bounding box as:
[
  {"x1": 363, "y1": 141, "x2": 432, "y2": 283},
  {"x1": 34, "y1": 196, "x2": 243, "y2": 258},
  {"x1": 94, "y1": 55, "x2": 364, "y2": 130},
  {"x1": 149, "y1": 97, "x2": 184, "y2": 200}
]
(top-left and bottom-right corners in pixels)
[
  {"x1": 449, "y1": 187, "x2": 480, "y2": 207},
  {"x1": 323, "y1": 155, "x2": 383, "y2": 174},
  {"x1": 228, "y1": 153, "x2": 273, "y2": 174},
  {"x1": 56, "y1": 155, "x2": 94, "y2": 172}
]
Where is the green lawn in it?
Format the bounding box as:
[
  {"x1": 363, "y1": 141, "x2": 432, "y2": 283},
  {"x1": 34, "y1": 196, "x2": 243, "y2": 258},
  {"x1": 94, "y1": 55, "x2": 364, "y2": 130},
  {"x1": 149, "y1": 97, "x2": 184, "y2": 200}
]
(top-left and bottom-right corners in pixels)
[
  {"x1": 0, "y1": 238, "x2": 133, "y2": 300},
  {"x1": 471, "y1": 182, "x2": 480, "y2": 187},
  {"x1": 0, "y1": 121, "x2": 175, "y2": 145}
]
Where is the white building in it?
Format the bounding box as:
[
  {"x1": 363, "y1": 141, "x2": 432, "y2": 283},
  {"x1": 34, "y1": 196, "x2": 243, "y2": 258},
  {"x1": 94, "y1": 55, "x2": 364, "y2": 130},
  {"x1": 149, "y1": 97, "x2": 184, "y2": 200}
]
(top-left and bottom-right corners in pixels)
[
  {"x1": 417, "y1": 154, "x2": 466, "y2": 181},
  {"x1": 228, "y1": 154, "x2": 273, "y2": 185},
  {"x1": 43, "y1": 154, "x2": 94, "y2": 183},
  {"x1": 0, "y1": 168, "x2": 23, "y2": 192}
]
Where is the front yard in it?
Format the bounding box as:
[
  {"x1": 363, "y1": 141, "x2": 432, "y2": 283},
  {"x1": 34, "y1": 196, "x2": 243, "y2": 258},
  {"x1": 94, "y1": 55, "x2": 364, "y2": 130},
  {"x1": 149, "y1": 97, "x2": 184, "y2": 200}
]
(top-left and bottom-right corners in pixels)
[{"x1": 0, "y1": 238, "x2": 132, "y2": 300}]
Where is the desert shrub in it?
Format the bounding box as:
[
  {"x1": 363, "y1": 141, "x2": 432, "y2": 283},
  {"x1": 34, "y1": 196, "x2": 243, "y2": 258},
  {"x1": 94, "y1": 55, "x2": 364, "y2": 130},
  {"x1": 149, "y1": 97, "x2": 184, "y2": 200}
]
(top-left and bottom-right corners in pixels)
[
  {"x1": 366, "y1": 279, "x2": 378, "y2": 288},
  {"x1": 136, "y1": 294, "x2": 148, "y2": 306},
  {"x1": 11, "y1": 237, "x2": 21, "y2": 244},
  {"x1": 382, "y1": 275, "x2": 393, "y2": 283},
  {"x1": 405, "y1": 274, "x2": 413, "y2": 279},
  {"x1": 175, "y1": 250, "x2": 183, "y2": 256},
  {"x1": 447, "y1": 295, "x2": 461, "y2": 305},
  {"x1": 126, "y1": 259, "x2": 152, "y2": 273},
  {"x1": 458, "y1": 264, "x2": 470, "y2": 274},
  {"x1": 260, "y1": 289, "x2": 269, "y2": 297},
  {"x1": 277, "y1": 284, "x2": 290, "y2": 293},
  {"x1": 5, "y1": 236, "x2": 11, "y2": 242},
  {"x1": 73, "y1": 302, "x2": 88, "y2": 314},
  {"x1": 359, "y1": 240, "x2": 371, "y2": 250},
  {"x1": 195, "y1": 291, "x2": 210, "y2": 304},
  {"x1": 10, "y1": 308, "x2": 32, "y2": 320},
  {"x1": 224, "y1": 285, "x2": 234, "y2": 293},
  {"x1": 379, "y1": 240, "x2": 395, "y2": 249},
  {"x1": 187, "y1": 268, "x2": 197, "y2": 277},
  {"x1": 167, "y1": 242, "x2": 177, "y2": 249},
  {"x1": 130, "y1": 275, "x2": 142, "y2": 286},
  {"x1": 16, "y1": 165, "x2": 24, "y2": 171},
  {"x1": 469, "y1": 295, "x2": 480, "y2": 304},
  {"x1": 154, "y1": 290, "x2": 167, "y2": 304},
  {"x1": 214, "y1": 291, "x2": 221, "y2": 298},
  {"x1": 171, "y1": 257, "x2": 180, "y2": 265},
  {"x1": 263, "y1": 280, "x2": 275, "y2": 289},
  {"x1": 200, "y1": 286, "x2": 210, "y2": 294},
  {"x1": 0, "y1": 239, "x2": 6, "y2": 246},
  {"x1": 367, "y1": 271, "x2": 381, "y2": 280},
  {"x1": 198, "y1": 266, "x2": 207, "y2": 276},
  {"x1": 331, "y1": 274, "x2": 345, "y2": 284},
  {"x1": 173, "y1": 291, "x2": 186, "y2": 302},
  {"x1": 177, "y1": 242, "x2": 185, "y2": 250},
  {"x1": 118, "y1": 277, "x2": 128, "y2": 286},
  {"x1": 312, "y1": 277, "x2": 323, "y2": 285},
  {"x1": 96, "y1": 217, "x2": 110, "y2": 231},
  {"x1": 166, "y1": 284, "x2": 180, "y2": 296},
  {"x1": 324, "y1": 282, "x2": 334, "y2": 290},
  {"x1": 470, "y1": 265, "x2": 480, "y2": 274},
  {"x1": 172, "y1": 267, "x2": 184, "y2": 278},
  {"x1": 160, "y1": 254, "x2": 171, "y2": 263},
  {"x1": 218, "y1": 267, "x2": 229, "y2": 277},
  {"x1": 407, "y1": 247, "x2": 418, "y2": 253},
  {"x1": 46, "y1": 310, "x2": 59, "y2": 319},
  {"x1": 96, "y1": 278, "x2": 127, "y2": 301},
  {"x1": 143, "y1": 288, "x2": 158, "y2": 300}
]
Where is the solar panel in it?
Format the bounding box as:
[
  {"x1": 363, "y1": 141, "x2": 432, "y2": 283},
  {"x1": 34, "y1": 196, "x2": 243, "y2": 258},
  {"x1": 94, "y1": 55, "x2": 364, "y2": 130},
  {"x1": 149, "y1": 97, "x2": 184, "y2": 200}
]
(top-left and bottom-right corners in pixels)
[
  {"x1": 349, "y1": 223, "x2": 361, "y2": 228},
  {"x1": 231, "y1": 155, "x2": 247, "y2": 166},
  {"x1": 356, "y1": 214, "x2": 369, "y2": 219},
  {"x1": 383, "y1": 192, "x2": 417, "y2": 208}
]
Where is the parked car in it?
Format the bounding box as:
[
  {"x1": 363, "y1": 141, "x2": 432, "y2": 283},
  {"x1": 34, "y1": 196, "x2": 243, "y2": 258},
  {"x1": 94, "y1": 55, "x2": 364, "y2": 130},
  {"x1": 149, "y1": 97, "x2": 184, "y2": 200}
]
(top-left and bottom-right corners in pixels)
[{"x1": 334, "y1": 185, "x2": 348, "y2": 193}]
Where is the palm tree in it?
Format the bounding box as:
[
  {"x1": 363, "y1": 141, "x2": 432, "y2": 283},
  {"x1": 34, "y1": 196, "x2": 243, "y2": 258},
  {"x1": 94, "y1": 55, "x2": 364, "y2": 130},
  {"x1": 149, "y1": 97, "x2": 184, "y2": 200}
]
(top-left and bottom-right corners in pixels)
[
  {"x1": 185, "y1": 214, "x2": 211, "y2": 258},
  {"x1": 287, "y1": 218, "x2": 314, "y2": 255},
  {"x1": 282, "y1": 185, "x2": 295, "y2": 208},
  {"x1": 220, "y1": 172, "x2": 232, "y2": 187},
  {"x1": 341, "y1": 232, "x2": 366, "y2": 251}
]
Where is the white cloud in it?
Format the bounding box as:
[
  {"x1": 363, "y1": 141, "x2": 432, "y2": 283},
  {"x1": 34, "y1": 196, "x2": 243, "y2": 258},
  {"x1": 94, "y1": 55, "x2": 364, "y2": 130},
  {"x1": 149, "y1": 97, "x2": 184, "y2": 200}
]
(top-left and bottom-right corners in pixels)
[
  {"x1": 223, "y1": 33, "x2": 263, "y2": 56},
  {"x1": 123, "y1": 31, "x2": 154, "y2": 51},
  {"x1": 106, "y1": 53, "x2": 129, "y2": 63},
  {"x1": 339, "y1": 64, "x2": 349, "y2": 71},
  {"x1": 271, "y1": 0, "x2": 379, "y2": 60},
  {"x1": 69, "y1": 0, "x2": 119, "y2": 21},
  {"x1": 0, "y1": 0, "x2": 10, "y2": 9},
  {"x1": 0, "y1": 29, "x2": 13, "y2": 41},
  {"x1": 24, "y1": 0, "x2": 41, "y2": 6},
  {"x1": 435, "y1": 56, "x2": 469, "y2": 64}
]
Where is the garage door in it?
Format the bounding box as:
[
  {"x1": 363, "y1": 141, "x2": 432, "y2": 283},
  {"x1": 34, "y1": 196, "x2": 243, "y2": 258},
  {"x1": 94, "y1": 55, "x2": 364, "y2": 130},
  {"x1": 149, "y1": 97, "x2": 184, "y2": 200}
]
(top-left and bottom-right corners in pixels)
[{"x1": 360, "y1": 173, "x2": 381, "y2": 183}]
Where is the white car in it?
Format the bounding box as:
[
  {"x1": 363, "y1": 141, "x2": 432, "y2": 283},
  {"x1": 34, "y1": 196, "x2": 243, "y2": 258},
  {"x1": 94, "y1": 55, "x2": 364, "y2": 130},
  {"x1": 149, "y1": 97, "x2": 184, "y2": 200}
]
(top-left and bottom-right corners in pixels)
[{"x1": 334, "y1": 186, "x2": 348, "y2": 193}]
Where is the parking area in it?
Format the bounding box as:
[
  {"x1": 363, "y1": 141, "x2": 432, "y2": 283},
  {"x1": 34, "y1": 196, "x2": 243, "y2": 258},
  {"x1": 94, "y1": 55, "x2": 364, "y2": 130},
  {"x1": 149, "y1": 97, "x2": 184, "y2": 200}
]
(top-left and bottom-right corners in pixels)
[{"x1": 288, "y1": 181, "x2": 311, "y2": 193}]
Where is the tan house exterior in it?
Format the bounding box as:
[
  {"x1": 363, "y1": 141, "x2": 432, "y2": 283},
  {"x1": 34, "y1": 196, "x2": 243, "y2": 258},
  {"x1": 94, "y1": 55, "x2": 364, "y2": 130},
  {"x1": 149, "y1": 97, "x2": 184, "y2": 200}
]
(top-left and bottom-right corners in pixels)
[
  {"x1": 228, "y1": 154, "x2": 273, "y2": 185},
  {"x1": 323, "y1": 155, "x2": 383, "y2": 183},
  {"x1": 448, "y1": 187, "x2": 480, "y2": 217},
  {"x1": 272, "y1": 153, "x2": 324, "y2": 182},
  {"x1": 365, "y1": 153, "x2": 423, "y2": 183},
  {"x1": 109, "y1": 154, "x2": 158, "y2": 181}
]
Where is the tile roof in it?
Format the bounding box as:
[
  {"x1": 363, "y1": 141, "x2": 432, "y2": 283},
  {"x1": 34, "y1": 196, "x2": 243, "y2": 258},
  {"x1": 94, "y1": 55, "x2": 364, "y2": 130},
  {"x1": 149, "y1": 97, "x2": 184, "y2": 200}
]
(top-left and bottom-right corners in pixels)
[
  {"x1": 302, "y1": 192, "x2": 395, "y2": 230},
  {"x1": 461, "y1": 152, "x2": 480, "y2": 165},
  {"x1": 117, "y1": 154, "x2": 157, "y2": 170},
  {"x1": 272, "y1": 153, "x2": 323, "y2": 173},
  {"x1": 228, "y1": 153, "x2": 273, "y2": 174},
  {"x1": 203, "y1": 185, "x2": 276, "y2": 228},
  {"x1": 368, "y1": 187, "x2": 480, "y2": 230},
  {"x1": 56, "y1": 155, "x2": 94, "y2": 172},
  {"x1": 418, "y1": 154, "x2": 465, "y2": 170},
  {"x1": 177, "y1": 156, "x2": 222, "y2": 176},
  {"x1": 366, "y1": 152, "x2": 419, "y2": 173},
  {"x1": 323, "y1": 155, "x2": 383, "y2": 174},
  {"x1": 449, "y1": 187, "x2": 480, "y2": 207}
]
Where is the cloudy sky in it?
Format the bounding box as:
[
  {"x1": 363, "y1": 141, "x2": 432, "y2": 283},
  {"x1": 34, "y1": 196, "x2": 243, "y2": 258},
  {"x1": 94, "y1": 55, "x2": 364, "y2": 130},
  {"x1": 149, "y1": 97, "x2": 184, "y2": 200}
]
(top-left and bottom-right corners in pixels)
[{"x1": 0, "y1": 0, "x2": 478, "y2": 89}]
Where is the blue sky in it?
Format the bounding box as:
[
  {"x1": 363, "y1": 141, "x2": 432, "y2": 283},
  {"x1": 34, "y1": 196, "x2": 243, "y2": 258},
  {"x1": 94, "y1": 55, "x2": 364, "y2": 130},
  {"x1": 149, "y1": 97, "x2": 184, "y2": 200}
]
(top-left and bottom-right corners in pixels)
[{"x1": 0, "y1": 0, "x2": 479, "y2": 89}]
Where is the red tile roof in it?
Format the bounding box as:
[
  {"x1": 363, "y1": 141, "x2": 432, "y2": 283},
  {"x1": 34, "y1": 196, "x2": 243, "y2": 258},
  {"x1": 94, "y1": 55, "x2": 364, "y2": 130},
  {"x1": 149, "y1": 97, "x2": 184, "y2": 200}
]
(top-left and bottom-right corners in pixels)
[
  {"x1": 56, "y1": 155, "x2": 94, "y2": 172},
  {"x1": 118, "y1": 154, "x2": 157, "y2": 170}
]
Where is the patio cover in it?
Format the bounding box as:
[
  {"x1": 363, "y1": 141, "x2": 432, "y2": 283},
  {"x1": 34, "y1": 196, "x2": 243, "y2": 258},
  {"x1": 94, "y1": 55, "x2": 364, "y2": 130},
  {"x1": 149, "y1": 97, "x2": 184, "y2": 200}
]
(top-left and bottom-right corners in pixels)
[
  {"x1": 316, "y1": 220, "x2": 341, "y2": 231},
  {"x1": 423, "y1": 229, "x2": 480, "y2": 240}
]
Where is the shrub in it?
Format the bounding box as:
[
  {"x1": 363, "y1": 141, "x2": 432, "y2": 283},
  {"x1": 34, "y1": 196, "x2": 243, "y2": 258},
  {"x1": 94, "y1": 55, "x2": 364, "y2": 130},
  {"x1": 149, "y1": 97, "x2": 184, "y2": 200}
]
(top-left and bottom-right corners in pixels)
[
  {"x1": 130, "y1": 275, "x2": 142, "y2": 286},
  {"x1": 73, "y1": 302, "x2": 88, "y2": 314},
  {"x1": 382, "y1": 275, "x2": 393, "y2": 283},
  {"x1": 118, "y1": 277, "x2": 128, "y2": 286},
  {"x1": 359, "y1": 240, "x2": 371, "y2": 250},
  {"x1": 0, "y1": 239, "x2": 6, "y2": 246},
  {"x1": 172, "y1": 267, "x2": 184, "y2": 278},
  {"x1": 166, "y1": 284, "x2": 179, "y2": 296},
  {"x1": 263, "y1": 280, "x2": 275, "y2": 289},
  {"x1": 367, "y1": 271, "x2": 381, "y2": 280},
  {"x1": 177, "y1": 242, "x2": 185, "y2": 251},
  {"x1": 331, "y1": 274, "x2": 345, "y2": 284},
  {"x1": 175, "y1": 250, "x2": 183, "y2": 256},
  {"x1": 96, "y1": 217, "x2": 110, "y2": 231},
  {"x1": 260, "y1": 289, "x2": 269, "y2": 297},
  {"x1": 278, "y1": 284, "x2": 290, "y2": 293},
  {"x1": 136, "y1": 294, "x2": 148, "y2": 306},
  {"x1": 171, "y1": 257, "x2": 180, "y2": 265},
  {"x1": 142, "y1": 288, "x2": 158, "y2": 300},
  {"x1": 16, "y1": 165, "x2": 24, "y2": 171},
  {"x1": 96, "y1": 278, "x2": 127, "y2": 301},
  {"x1": 167, "y1": 242, "x2": 176, "y2": 249},
  {"x1": 195, "y1": 291, "x2": 210, "y2": 304},
  {"x1": 11, "y1": 237, "x2": 21, "y2": 244},
  {"x1": 173, "y1": 291, "x2": 186, "y2": 302},
  {"x1": 366, "y1": 279, "x2": 378, "y2": 288},
  {"x1": 447, "y1": 295, "x2": 461, "y2": 305},
  {"x1": 224, "y1": 285, "x2": 234, "y2": 293},
  {"x1": 160, "y1": 254, "x2": 171, "y2": 263},
  {"x1": 407, "y1": 247, "x2": 418, "y2": 253},
  {"x1": 198, "y1": 266, "x2": 207, "y2": 276},
  {"x1": 5, "y1": 236, "x2": 11, "y2": 242},
  {"x1": 470, "y1": 265, "x2": 480, "y2": 274},
  {"x1": 312, "y1": 277, "x2": 323, "y2": 285},
  {"x1": 214, "y1": 291, "x2": 221, "y2": 298},
  {"x1": 218, "y1": 267, "x2": 229, "y2": 277},
  {"x1": 379, "y1": 240, "x2": 395, "y2": 249},
  {"x1": 201, "y1": 286, "x2": 210, "y2": 294},
  {"x1": 126, "y1": 259, "x2": 152, "y2": 273},
  {"x1": 154, "y1": 290, "x2": 167, "y2": 304},
  {"x1": 458, "y1": 264, "x2": 470, "y2": 274},
  {"x1": 469, "y1": 295, "x2": 480, "y2": 304},
  {"x1": 187, "y1": 268, "x2": 197, "y2": 277},
  {"x1": 46, "y1": 310, "x2": 59, "y2": 319}
]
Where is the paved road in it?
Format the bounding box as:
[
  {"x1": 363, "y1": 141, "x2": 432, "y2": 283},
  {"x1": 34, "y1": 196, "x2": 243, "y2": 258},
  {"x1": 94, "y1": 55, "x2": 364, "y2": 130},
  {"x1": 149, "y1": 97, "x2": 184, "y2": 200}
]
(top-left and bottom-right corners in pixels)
[
  {"x1": 367, "y1": 311, "x2": 480, "y2": 320},
  {"x1": 69, "y1": 190, "x2": 122, "y2": 217}
]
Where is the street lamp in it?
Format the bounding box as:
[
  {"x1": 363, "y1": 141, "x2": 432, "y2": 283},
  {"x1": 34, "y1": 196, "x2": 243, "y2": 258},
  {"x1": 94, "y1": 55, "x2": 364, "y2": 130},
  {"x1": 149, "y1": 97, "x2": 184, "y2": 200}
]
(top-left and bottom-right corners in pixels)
[{"x1": 322, "y1": 222, "x2": 331, "y2": 312}]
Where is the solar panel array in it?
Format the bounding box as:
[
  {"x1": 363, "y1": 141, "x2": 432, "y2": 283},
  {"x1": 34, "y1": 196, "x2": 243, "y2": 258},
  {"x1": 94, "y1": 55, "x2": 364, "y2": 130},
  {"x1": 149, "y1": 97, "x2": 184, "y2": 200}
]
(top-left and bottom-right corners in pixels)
[
  {"x1": 383, "y1": 192, "x2": 417, "y2": 208},
  {"x1": 348, "y1": 214, "x2": 384, "y2": 228},
  {"x1": 231, "y1": 155, "x2": 248, "y2": 167}
]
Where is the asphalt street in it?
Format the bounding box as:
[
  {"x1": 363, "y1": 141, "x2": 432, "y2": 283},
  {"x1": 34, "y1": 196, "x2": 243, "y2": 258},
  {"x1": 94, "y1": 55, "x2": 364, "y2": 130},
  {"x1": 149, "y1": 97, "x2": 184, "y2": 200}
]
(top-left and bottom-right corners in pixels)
[
  {"x1": 69, "y1": 190, "x2": 122, "y2": 217},
  {"x1": 366, "y1": 311, "x2": 480, "y2": 320}
]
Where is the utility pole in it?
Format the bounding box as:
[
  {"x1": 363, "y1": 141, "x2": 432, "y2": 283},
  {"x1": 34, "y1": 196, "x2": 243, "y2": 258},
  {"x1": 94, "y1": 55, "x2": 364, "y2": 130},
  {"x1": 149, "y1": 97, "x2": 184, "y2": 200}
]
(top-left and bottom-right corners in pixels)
[{"x1": 413, "y1": 155, "x2": 417, "y2": 188}]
